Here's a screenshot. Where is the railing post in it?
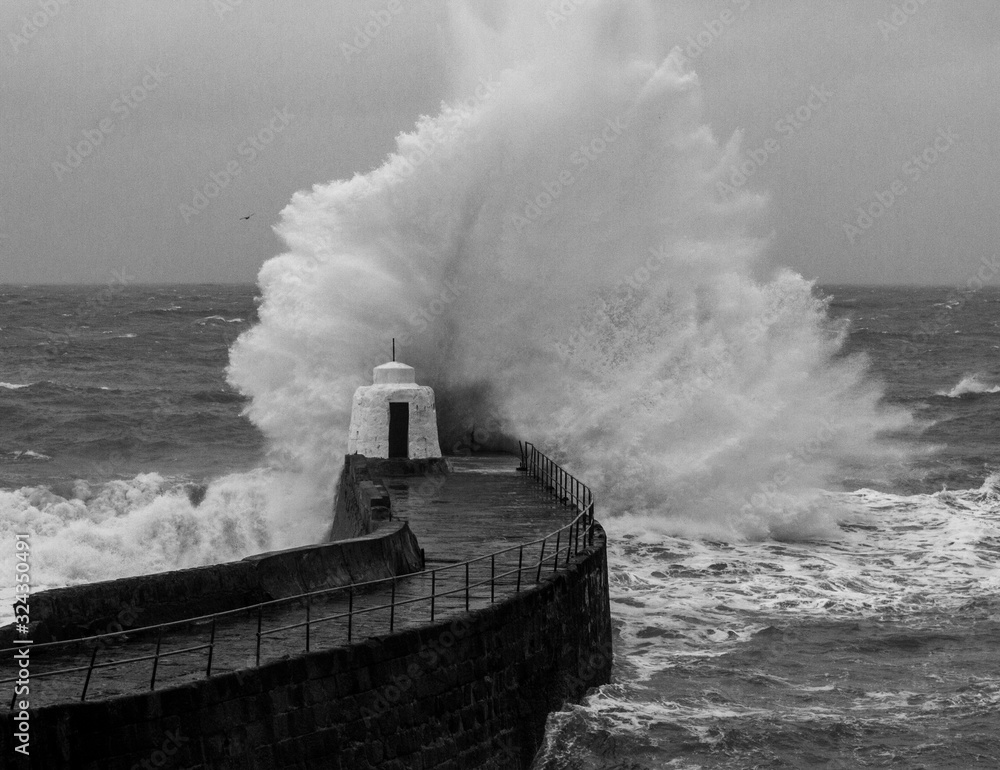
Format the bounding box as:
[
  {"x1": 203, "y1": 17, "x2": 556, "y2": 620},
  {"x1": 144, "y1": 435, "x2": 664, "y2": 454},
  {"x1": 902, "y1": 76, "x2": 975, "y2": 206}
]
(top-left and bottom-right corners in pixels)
[
  {"x1": 431, "y1": 570, "x2": 436, "y2": 622},
  {"x1": 348, "y1": 588, "x2": 354, "y2": 644},
  {"x1": 516, "y1": 546, "x2": 523, "y2": 593},
  {"x1": 206, "y1": 616, "x2": 217, "y2": 678},
  {"x1": 81, "y1": 646, "x2": 98, "y2": 702},
  {"x1": 255, "y1": 603, "x2": 263, "y2": 666},
  {"x1": 390, "y1": 580, "x2": 396, "y2": 633},
  {"x1": 553, "y1": 530, "x2": 561, "y2": 572},
  {"x1": 150, "y1": 627, "x2": 163, "y2": 691},
  {"x1": 306, "y1": 594, "x2": 311, "y2": 653},
  {"x1": 536, "y1": 538, "x2": 546, "y2": 583}
]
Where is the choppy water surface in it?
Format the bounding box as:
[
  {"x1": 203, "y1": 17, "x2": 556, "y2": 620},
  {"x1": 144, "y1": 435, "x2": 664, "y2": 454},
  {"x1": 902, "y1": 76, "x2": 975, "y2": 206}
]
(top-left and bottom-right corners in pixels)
[{"x1": 4, "y1": 0, "x2": 1000, "y2": 764}]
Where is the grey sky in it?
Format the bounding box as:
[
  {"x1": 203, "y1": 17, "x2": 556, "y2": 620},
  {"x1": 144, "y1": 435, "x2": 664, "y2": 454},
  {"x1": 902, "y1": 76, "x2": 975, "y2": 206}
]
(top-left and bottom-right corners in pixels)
[{"x1": 1, "y1": 0, "x2": 998, "y2": 285}]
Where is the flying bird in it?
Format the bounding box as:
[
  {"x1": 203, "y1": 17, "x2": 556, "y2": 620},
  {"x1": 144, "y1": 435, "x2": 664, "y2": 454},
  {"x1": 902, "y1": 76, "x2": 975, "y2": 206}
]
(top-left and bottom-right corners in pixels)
[{"x1": 239, "y1": 213, "x2": 254, "y2": 221}]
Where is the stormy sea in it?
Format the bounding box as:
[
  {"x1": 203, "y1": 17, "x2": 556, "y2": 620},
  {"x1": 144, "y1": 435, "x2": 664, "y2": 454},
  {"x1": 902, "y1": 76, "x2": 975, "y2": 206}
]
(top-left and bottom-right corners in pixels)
[
  {"x1": 2, "y1": 1, "x2": 998, "y2": 767},
  {"x1": 2, "y1": 284, "x2": 999, "y2": 767}
]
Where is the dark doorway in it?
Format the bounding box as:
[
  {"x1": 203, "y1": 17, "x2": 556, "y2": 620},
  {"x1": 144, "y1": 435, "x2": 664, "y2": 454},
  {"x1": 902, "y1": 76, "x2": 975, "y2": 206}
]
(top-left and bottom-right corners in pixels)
[{"x1": 388, "y1": 402, "x2": 409, "y2": 458}]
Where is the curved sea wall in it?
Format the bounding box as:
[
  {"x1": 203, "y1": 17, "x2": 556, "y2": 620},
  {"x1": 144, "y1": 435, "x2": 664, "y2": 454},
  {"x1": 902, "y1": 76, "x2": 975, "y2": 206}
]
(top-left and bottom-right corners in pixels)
[
  {"x1": 3, "y1": 522, "x2": 612, "y2": 769},
  {"x1": 6, "y1": 521, "x2": 422, "y2": 644}
]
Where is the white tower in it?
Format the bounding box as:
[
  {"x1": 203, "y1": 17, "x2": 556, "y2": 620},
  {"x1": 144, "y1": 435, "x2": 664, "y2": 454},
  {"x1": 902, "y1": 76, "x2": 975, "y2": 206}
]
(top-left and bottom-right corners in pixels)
[{"x1": 347, "y1": 362, "x2": 442, "y2": 459}]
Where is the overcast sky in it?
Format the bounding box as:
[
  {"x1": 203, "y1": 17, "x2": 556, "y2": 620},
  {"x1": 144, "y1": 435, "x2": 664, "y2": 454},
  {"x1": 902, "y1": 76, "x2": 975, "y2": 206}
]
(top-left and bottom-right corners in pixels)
[{"x1": 1, "y1": 0, "x2": 998, "y2": 285}]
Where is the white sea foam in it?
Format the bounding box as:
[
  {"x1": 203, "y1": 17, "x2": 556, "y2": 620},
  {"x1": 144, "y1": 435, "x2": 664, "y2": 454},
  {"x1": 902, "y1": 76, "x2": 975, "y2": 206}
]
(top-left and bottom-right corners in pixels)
[
  {"x1": 227, "y1": 0, "x2": 912, "y2": 541},
  {"x1": 0, "y1": 382, "x2": 33, "y2": 390},
  {"x1": 559, "y1": 475, "x2": 1000, "y2": 751},
  {"x1": 0, "y1": 469, "x2": 332, "y2": 622},
  {"x1": 936, "y1": 372, "x2": 1000, "y2": 398},
  {"x1": 604, "y1": 473, "x2": 1000, "y2": 680},
  {"x1": 4, "y1": 450, "x2": 52, "y2": 462}
]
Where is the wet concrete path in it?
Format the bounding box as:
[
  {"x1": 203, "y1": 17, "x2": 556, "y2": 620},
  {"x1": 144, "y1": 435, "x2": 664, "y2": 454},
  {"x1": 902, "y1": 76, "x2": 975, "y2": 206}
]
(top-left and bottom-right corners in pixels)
[{"x1": 2, "y1": 455, "x2": 578, "y2": 707}]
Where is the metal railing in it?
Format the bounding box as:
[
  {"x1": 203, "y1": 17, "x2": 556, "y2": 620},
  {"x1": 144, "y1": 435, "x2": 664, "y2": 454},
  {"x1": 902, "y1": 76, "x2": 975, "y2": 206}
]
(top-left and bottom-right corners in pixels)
[{"x1": 1, "y1": 444, "x2": 595, "y2": 705}]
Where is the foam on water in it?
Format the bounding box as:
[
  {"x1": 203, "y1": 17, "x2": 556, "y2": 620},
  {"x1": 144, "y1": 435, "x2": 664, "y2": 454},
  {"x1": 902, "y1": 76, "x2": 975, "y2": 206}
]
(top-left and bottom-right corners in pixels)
[
  {"x1": 937, "y1": 372, "x2": 1000, "y2": 398},
  {"x1": 547, "y1": 475, "x2": 1000, "y2": 761},
  {"x1": 0, "y1": 469, "x2": 331, "y2": 622}
]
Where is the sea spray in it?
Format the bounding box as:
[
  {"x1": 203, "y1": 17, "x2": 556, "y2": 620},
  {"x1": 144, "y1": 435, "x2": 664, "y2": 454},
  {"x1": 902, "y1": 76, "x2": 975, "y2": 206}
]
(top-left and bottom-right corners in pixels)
[
  {"x1": 228, "y1": 0, "x2": 912, "y2": 540},
  {"x1": 0, "y1": 468, "x2": 326, "y2": 618}
]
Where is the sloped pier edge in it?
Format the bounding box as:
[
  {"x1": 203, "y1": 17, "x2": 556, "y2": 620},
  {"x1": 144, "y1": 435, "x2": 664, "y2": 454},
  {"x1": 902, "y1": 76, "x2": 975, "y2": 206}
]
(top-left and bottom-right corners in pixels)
[
  {"x1": 2, "y1": 522, "x2": 612, "y2": 769},
  {"x1": 328, "y1": 453, "x2": 451, "y2": 542},
  {"x1": 2, "y1": 521, "x2": 423, "y2": 646}
]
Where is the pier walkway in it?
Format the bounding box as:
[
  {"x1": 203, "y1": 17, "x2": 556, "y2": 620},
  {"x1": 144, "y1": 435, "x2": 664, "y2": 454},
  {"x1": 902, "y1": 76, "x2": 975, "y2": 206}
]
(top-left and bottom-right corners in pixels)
[{"x1": 1, "y1": 453, "x2": 585, "y2": 708}]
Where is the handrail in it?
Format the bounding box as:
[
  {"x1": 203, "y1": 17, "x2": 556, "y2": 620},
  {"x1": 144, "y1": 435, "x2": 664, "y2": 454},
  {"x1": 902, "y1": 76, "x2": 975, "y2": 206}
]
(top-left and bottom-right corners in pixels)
[{"x1": 0, "y1": 443, "x2": 595, "y2": 704}]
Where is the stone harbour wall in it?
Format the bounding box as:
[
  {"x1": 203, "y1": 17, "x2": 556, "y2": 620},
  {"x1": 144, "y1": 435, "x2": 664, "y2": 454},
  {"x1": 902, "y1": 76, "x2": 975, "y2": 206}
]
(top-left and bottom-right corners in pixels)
[
  {"x1": 328, "y1": 454, "x2": 393, "y2": 542},
  {"x1": 1, "y1": 523, "x2": 612, "y2": 769},
  {"x1": 4, "y1": 521, "x2": 423, "y2": 645}
]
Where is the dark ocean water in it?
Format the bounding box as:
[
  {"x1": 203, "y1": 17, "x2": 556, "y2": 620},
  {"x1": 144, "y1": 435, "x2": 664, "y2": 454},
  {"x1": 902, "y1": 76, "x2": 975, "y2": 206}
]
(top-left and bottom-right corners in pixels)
[
  {"x1": 1, "y1": 284, "x2": 999, "y2": 768},
  {"x1": 829, "y1": 285, "x2": 1000, "y2": 495},
  {"x1": 0, "y1": 284, "x2": 263, "y2": 489}
]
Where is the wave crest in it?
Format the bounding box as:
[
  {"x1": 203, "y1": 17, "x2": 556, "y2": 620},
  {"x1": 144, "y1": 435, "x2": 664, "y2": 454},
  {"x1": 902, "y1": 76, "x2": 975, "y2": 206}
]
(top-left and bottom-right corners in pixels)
[
  {"x1": 936, "y1": 373, "x2": 1000, "y2": 398},
  {"x1": 227, "y1": 1, "x2": 912, "y2": 540}
]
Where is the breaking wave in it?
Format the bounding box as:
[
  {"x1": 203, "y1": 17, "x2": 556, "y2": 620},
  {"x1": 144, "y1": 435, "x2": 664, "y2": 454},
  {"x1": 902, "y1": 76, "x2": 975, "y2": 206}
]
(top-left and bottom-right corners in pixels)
[{"x1": 228, "y1": 0, "x2": 912, "y2": 541}]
